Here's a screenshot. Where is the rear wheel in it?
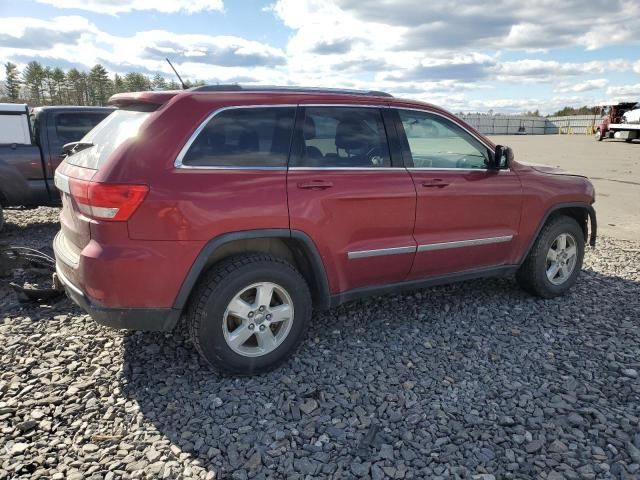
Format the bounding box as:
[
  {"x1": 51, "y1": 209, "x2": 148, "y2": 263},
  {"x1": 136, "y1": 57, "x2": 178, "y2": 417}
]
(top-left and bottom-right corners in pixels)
[
  {"x1": 187, "y1": 253, "x2": 312, "y2": 375},
  {"x1": 594, "y1": 128, "x2": 603, "y2": 141},
  {"x1": 516, "y1": 216, "x2": 585, "y2": 298}
]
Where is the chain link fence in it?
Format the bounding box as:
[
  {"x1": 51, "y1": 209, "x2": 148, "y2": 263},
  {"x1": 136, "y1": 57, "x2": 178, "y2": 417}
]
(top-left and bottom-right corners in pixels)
[{"x1": 459, "y1": 114, "x2": 601, "y2": 135}]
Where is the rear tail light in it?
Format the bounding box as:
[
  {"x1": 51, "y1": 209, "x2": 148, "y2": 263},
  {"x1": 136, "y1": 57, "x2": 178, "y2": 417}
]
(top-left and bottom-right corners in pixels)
[{"x1": 68, "y1": 178, "x2": 149, "y2": 221}]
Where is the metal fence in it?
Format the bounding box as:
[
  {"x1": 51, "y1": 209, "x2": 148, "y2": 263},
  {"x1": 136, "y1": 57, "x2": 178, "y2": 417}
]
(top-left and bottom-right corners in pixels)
[{"x1": 459, "y1": 114, "x2": 601, "y2": 135}]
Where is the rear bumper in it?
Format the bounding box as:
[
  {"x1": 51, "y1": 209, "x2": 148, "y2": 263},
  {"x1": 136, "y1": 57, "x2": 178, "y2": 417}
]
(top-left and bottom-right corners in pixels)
[{"x1": 55, "y1": 265, "x2": 181, "y2": 332}]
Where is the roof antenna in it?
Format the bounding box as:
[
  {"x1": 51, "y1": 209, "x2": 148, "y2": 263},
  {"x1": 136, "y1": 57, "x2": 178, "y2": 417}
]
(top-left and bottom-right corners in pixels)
[{"x1": 165, "y1": 58, "x2": 187, "y2": 90}]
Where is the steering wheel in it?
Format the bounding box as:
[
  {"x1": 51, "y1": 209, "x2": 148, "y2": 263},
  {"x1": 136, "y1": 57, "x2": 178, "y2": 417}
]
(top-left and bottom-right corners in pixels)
[
  {"x1": 456, "y1": 157, "x2": 469, "y2": 168},
  {"x1": 365, "y1": 146, "x2": 384, "y2": 166}
]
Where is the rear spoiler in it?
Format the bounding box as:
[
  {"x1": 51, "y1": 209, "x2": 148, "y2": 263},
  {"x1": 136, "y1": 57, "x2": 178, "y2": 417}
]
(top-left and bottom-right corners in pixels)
[{"x1": 108, "y1": 91, "x2": 179, "y2": 110}]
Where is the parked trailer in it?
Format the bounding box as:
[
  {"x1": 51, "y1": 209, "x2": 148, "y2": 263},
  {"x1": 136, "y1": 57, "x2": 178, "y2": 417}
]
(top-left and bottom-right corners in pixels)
[{"x1": 598, "y1": 123, "x2": 640, "y2": 142}]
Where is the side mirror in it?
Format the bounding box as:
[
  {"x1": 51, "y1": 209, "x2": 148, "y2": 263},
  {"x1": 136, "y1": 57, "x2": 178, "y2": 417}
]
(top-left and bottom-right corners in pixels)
[{"x1": 491, "y1": 145, "x2": 513, "y2": 169}]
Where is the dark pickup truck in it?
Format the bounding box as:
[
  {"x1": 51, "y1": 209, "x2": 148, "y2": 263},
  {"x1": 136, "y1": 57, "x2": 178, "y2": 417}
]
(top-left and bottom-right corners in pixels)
[{"x1": 0, "y1": 104, "x2": 113, "y2": 229}]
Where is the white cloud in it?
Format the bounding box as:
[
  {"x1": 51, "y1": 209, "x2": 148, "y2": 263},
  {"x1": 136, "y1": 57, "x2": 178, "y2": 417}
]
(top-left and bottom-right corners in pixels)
[
  {"x1": 34, "y1": 0, "x2": 223, "y2": 15},
  {"x1": 495, "y1": 59, "x2": 633, "y2": 82},
  {"x1": 3, "y1": 2, "x2": 640, "y2": 114},
  {"x1": 606, "y1": 84, "x2": 640, "y2": 102},
  {"x1": 324, "y1": 0, "x2": 640, "y2": 51},
  {"x1": 554, "y1": 79, "x2": 608, "y2": 93},
  {"x1": 0, "y1": 16, "x2": 286, "y2": 85}
]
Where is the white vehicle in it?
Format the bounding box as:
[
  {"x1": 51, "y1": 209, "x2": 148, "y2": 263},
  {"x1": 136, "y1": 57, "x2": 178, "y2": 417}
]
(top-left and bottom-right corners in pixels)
[
  {"x1": 0, "y1": 104, "x2": 31, "y2": 144},
  {"x1": 622, "y1": 103, "x2": 640, "y2": 124}
]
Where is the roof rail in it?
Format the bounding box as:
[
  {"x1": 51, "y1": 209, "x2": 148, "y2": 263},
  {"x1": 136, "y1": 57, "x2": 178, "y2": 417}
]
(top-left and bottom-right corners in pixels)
[{"x1": 189, "y1": 84, "x2": 393, "y2": 98}]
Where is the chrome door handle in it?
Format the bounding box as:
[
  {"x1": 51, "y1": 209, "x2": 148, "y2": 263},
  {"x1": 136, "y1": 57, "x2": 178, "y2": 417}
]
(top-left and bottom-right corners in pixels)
[{"x1": 297, "y1": 180, "x2": 334, "y2": 190}]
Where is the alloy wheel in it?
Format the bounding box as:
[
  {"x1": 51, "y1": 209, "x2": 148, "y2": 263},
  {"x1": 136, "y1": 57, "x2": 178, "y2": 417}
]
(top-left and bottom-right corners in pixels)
[
  {"x1": 222, "y1": 282, "x2": 294, "y2": 357},
  {"x1": 545, "y1": 233, "x2": 578, "y2": 285}
]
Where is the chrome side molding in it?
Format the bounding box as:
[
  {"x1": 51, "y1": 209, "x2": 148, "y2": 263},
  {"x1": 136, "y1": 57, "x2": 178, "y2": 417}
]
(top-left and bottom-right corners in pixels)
[
  {"x1": 417, "y1": 235, "x2": 513, "y2": 252},
  {"x1": 348, "y1": 235, "x2": 513, "y2": 259}
]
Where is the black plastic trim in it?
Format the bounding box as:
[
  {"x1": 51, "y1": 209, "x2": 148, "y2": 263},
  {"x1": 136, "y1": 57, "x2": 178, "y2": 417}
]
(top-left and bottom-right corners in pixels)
[
  {"x1": 329, "y1": 265, "x2": 518, "y2": 307},
  {"x1": 60, "y1": 270, "x2": 181, "y2": 331},
  {"x1": 518, "y1": 202, "x2": 597, "y2": 264},
  {"x1": 172, "y1": 229, "x2": 331, "y2": 311}
]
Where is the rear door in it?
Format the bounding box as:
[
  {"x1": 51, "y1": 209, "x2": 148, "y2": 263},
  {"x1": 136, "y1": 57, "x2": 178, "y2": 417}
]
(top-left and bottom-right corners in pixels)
[
  {"x1": 287, "y1": 105, "x2": 417, "y2": 294},
  {"x1": 394, "y1": 108, "x2": 522, "y2": 279}
]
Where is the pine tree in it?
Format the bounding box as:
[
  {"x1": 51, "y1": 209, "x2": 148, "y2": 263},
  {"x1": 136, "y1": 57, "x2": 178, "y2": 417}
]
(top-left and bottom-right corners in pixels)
[
  {"x1": 124, "y1": 72, "x2": 151, "y2": 92},
  {"x1": 44, "y1": 67, "x2": 57, "y2": 105},
  {"x1": 22, "y1": 61, "x2": 45, "y2": 105},
  {"x1": 66, "y1": 68, "x2": 85, "y2": 105},
  {"x1": 51, "y1": 67, "x2": 66, "y2": 104},
  {"x1": 79, "y1": 72, "x2": 91, "y2": 105},
  {"x1": 4, "y1": 62, "x2": 21, "y2": 101},
  {"x1": 89, "y1": 64, "x2": 112, "y2": 106},
  {"x1": 152, "y1": 73, "x2": 167, "y2": 90},
  {"x1": 113, "y1": 73, "x2": 125, "y2": 94}
]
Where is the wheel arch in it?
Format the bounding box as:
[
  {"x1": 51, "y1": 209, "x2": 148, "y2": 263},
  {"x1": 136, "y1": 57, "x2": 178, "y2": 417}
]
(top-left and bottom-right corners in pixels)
[
  {"x1": 173, "y1": 229, "x2": 331, "y2": 313},
  {"x1": 519, "y1": 202, "x2": 596, "y2": 264}
]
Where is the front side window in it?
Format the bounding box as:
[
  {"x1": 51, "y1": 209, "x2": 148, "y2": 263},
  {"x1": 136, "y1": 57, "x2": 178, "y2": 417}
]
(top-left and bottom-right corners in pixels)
[
  {"x1": 182, "y1": 107, "x2": 295, "y2": 168},
  {"x1": 398, "y1": 110, "x2": 490, "y2": 169},
  {"x1": 294, "y1": 107, "x2": 391, "y2": 168}
]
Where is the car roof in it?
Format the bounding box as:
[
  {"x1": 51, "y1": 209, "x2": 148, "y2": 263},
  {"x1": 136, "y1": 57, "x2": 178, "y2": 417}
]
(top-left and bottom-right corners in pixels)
[{"x1": 108, "y1": 87, "x2": 443, "y2": 113}]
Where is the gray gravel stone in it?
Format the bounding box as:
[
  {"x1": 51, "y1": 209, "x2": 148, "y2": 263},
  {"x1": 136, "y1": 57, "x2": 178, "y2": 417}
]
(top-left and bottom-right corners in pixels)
[{"x1": 1, "y1": 208, "x2": 640, "y2": 479}]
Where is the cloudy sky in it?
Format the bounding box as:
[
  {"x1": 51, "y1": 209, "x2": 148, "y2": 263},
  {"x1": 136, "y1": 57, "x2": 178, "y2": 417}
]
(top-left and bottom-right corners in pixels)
[{"x1": 1, "y1": 0, "x2": 639, "y2": 113}]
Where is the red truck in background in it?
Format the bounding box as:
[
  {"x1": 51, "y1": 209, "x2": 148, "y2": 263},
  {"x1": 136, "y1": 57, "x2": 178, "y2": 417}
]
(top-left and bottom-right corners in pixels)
[{"x1": 594, "y1": 102, "x2": 640, "y2": 142}]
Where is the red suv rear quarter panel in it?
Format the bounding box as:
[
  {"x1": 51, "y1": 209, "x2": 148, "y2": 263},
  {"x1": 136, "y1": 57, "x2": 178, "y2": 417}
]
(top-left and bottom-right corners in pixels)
[{"x1": 86, "y1": 93, "x2": 298, "y2": 307}]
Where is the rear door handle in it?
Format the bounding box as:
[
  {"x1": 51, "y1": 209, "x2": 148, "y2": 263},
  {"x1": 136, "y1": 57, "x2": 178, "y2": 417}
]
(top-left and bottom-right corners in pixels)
[
  {"x1": 421, "y1": 179, "x2": 450, "y2": 188},
  {"x1": 297, "y1": 180, "x2": 334, "y2": 190}
]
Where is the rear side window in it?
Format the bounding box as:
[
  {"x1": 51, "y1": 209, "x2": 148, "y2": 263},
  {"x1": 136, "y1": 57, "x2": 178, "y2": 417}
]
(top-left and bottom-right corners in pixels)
[
  {"x1": 64, "y1": 110, "x2": 149, "y2": 170},
  {"x1": 181, "y1": 107, "x2": 296, "y2": 168},
  {"x1": 292, "y1": 107, "x2": 391, "y2": 168}
]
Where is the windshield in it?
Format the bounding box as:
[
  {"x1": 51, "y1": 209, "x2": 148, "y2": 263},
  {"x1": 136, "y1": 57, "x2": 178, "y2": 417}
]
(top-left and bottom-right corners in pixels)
[{"x1": 64, "y1": 110, "x2": 150, "y2": 169}]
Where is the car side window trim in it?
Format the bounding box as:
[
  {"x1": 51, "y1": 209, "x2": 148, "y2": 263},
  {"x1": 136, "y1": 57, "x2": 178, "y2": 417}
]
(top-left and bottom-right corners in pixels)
[
  {"x1": 393, "y1": 107, "x2": 498, "y2": 171},
  {"x1": 174, "y1": 104, "x2": 297, "y2": 170}
]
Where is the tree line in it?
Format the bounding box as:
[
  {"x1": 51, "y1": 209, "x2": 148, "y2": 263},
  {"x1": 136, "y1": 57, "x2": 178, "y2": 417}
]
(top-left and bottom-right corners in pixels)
[{"x1": 1, "y1": 61, "x2": 203, "y2": 106}]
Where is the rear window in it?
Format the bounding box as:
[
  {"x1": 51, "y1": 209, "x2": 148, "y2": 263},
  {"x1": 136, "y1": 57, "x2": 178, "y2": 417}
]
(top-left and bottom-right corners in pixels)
[
  {"x1": 65, "y1": 110, "x2": 150, "y2": 170},
  {"x1": 55, "y1": 113, "x2": 108, "y2": 146},
  {"x1": 180, "y1": 107, "x2": 296, "y2": 168}
]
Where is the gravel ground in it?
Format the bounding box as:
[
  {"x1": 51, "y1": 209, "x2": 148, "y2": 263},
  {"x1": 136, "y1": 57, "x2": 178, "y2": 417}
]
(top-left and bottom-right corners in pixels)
[{"x1": 1, "y1": 207, "x2": 639, "y2": 480}]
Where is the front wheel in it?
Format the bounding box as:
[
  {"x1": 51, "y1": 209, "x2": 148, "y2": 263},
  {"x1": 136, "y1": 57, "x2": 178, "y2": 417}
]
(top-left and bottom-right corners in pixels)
[
  {"x1": 187, "y1": 253, "x2": 312, "y2": 375},
  {"x1": 516, "y1": 216, "x2": 585, "y2": 298},
  {"x1": 594, "y1": 129, "x2": 603, "y2": 141}
]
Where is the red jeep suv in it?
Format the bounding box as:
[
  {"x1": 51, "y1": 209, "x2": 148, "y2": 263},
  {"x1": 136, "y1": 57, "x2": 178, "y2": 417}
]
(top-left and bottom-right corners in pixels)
[{"x1": 53, "y1": 86, "x2": 596, "y2": 374}]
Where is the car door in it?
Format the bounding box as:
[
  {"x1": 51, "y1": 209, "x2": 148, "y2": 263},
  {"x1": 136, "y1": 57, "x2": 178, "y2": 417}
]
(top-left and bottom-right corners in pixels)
[
  {"x1": 287, "y1": 105, "x2": 417, "y2": 294},
  {"x1": 394, "y1": 108, "x2": 522, "y2": 279}
]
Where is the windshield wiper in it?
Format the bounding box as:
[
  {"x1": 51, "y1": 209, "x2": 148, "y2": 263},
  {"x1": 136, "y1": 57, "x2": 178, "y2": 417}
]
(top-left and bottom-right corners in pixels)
[{"x1": 63, "y1": 141, "x2": 94, "y2": 156}]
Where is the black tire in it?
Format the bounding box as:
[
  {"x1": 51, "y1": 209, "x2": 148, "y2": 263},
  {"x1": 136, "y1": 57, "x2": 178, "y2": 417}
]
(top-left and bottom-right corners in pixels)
[
  {"x1": 516, "y1": 215, "x2": 585, "y2": 298},
  {"x1": 594, "y1": 129, "x2": 603, "y2": 141},
  {"x1": 0, "y1": 206, "x2": 4, "y2": 232},
  {"x1": 187, "y1": 253, "x2": 312, "y2": 375}
]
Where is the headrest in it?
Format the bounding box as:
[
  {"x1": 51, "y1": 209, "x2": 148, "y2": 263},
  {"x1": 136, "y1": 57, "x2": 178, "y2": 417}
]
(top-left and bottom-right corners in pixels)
[
  {"x1": 303, "y1": 116, "x2": 316, "y2": 140},
  {"x1": 335, "y1": 118, "x2": 371, "y2": 150}
]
